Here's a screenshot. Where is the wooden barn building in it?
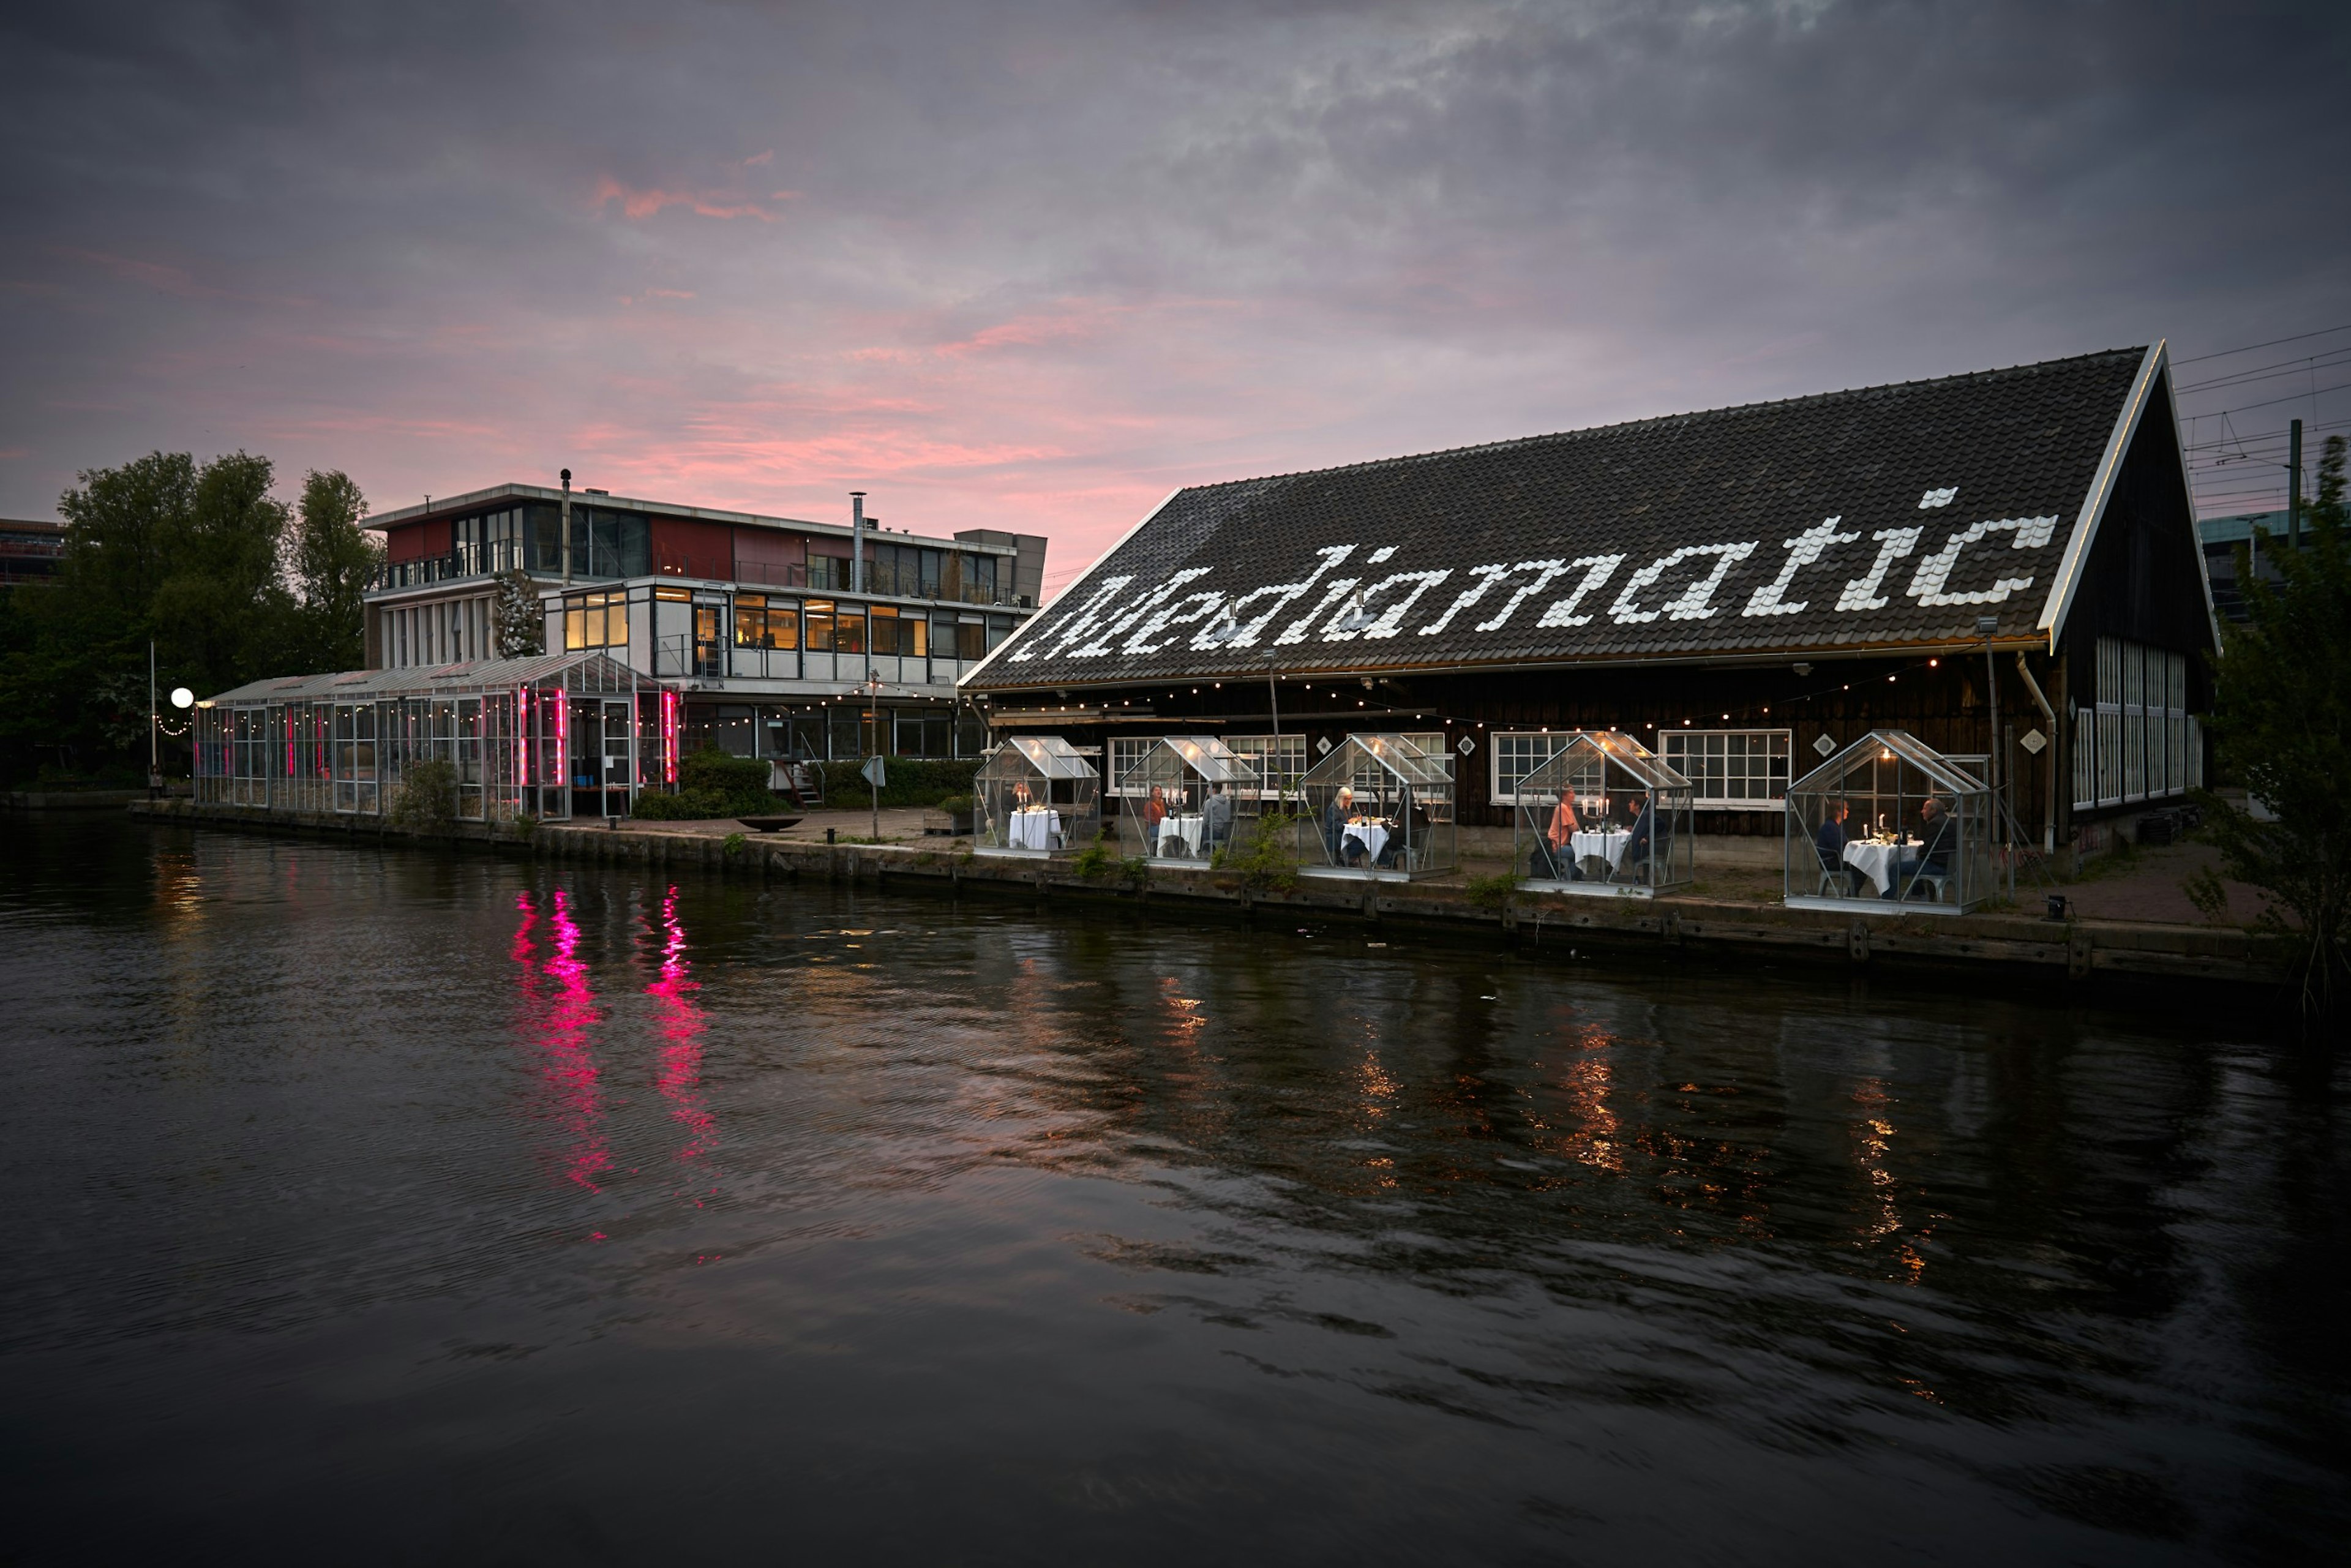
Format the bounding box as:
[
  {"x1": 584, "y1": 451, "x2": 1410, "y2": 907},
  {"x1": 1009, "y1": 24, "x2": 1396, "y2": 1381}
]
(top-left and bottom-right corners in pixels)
[{"x1": 961, "y1": 345, "x2": 2216, "y2": 863}]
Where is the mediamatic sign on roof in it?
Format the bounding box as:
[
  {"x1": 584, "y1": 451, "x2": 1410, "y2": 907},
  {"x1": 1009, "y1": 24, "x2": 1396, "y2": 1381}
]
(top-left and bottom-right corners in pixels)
[{"x1": 969, "y1": 348, "x2": 2160, "y2": 690}]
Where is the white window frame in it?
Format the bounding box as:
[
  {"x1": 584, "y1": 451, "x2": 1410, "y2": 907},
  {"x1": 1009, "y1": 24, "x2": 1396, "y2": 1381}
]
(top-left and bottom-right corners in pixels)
[
  {"x1": 1226, "y1": 733, "x2": 1306, "y2": 803},
  {"x1": 1657, "y1": 728, "x2": 1792, "y2": 809},
  {"x1": 1107, "y1": 735, "x2": 1153, "y2": 795},
  {"x1": 1489, "y1": 731, "x2": 1573, "y2": 806}
]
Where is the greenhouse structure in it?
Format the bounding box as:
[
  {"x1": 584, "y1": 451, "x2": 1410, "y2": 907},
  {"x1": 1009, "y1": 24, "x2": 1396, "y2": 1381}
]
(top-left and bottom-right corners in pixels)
[
  {"x1": 1299, "y1": 733, "x2": 1457, "y2": 881},
  {"x1": 1782, "y1": 730, "x2": 1995, "y2": 913},
  {"x1": 193, "y1": 653, "x2": 672, "y2": 823},
  {"x1": 974, "y1": 734, "x2": 1101, "y2": 855},
  {"x1": 1116, "y1": 736, "x2": 1261, "y2": 867},
  {"x1": 1509, "y1": 731, "x2": 1694, "y2": 898}
]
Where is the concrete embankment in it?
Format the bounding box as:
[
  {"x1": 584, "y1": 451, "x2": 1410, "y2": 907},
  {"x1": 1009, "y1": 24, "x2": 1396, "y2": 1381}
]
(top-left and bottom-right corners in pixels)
[{"x1": 124, "y1": 798, "x2": 2283, "y2": 996}]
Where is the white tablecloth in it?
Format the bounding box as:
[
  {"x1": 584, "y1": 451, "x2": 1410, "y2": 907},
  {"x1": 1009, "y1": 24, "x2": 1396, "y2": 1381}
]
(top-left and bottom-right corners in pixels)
[
  {"x1": 1842, "y1": 839, "x2": 1906, "y2": 895},
  {"x1": 1007, "y1": 808, "x2": 1060, "y2": 850},
  {"x1": 1343, "y1": 820, "x2": 1391, "y2": 864},
  {"x1": 1155, "y1": 813, "x2": 1205, "y2": 858},
  {"x1": 1570, "y1": 828, "x2": 1630, "y2": 869}
]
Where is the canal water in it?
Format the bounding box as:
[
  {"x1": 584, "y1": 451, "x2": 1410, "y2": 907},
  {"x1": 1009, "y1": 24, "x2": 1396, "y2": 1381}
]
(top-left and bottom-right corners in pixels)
[{"x1": 2, "y1": 822, "x2": 2342, "y2": 1564}]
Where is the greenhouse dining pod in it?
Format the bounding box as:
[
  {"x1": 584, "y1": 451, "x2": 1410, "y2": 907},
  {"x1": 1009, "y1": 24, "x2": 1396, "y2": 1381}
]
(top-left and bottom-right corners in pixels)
[
  {"x1": 1116, "y1": 736, "x2": 1262, "y2": 867},
  {"x1": 974, "y1": 734, "x2": 1101, "y2": 855},
  {"x1": 1509, "y1": 731, "x2": 1693, "y2": 897},
  {"x1": 1298, "y1": 733, "x2": 1457, "y2": 880},
  {"x1": 195, "y1": 653, "x2": 673, "y2": 823},
  {"x1": 1782, "y1": 730, "x2": 1994, "y2": 913}
]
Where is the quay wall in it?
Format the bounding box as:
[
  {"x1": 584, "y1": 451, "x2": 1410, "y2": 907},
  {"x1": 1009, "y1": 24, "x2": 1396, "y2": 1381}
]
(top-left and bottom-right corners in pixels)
[{"x1": 122, "y1": 799, "x2": 2283, "y2": 997}]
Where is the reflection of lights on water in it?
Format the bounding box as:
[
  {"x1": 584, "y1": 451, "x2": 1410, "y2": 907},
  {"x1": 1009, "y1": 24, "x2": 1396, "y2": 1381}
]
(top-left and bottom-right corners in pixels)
[
  {"x1": 647, "y1": 885, "x2": 715, "y2": 1168},
  {"x1": 511, "y1": 890, "x2": 611, "y2": 1192}
]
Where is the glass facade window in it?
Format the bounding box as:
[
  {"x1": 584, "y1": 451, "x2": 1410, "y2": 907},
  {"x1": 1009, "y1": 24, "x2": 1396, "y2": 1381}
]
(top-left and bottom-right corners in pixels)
[
  {"x1": 833, "y1": 606, "x2": 867, "y2": 656},
  {"x1": 1511, "y1": 732, "x2": 1693, "y2": 897},
  {"x1": 564, "y1": 589, "x2": 628, "y2": 650},
  {"x1": 1784, "y1": 730, "x2": 1994, "y2": 912},
  {"x1": 955, "y1": 620, "x2": 986, "y2": 660},
  {"x1": 804, "y1": 601, "x2": 835, "y2": 651},
  {"x1": 734, "y1": 594, "x2": 800, "y2": 650}
]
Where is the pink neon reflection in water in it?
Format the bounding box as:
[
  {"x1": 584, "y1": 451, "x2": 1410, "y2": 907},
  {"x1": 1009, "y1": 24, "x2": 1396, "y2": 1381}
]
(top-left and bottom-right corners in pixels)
[
  {"x1": 511, "y1": 890, "x2": 612, "y2": 1191},
  {"x1": 647, "y1": 886, "x2": 715, "y2": 1167}
]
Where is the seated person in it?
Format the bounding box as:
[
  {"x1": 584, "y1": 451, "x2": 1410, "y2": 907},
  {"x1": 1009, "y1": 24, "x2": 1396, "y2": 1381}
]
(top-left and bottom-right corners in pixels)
[
  {"x1": 1204, "y1": 782, "x2": 1235, "y2": 852},
  {"x1": 1814, "y1": 800, "x2": 1868, "y2": 895},
  {"x1": 1891, "y1": 796, "x2": 1957, "y2": 898},
  {"x1": 1323, "y1": 786, "x2": 1359, "y2": 865},
  {"x1": 1529, "y1": 787, "x2": 1582, "y2": 880},
  {"x1": 1618, "y1": 797, "x2": 1654, "y2": 880}
]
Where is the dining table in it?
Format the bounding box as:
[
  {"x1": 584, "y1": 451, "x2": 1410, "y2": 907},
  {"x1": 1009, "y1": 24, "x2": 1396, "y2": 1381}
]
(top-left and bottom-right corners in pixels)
[
  {"x1": 1343, "y1": 818, "x2": 1392, "y2": 866},
  {"x1": 1155, "y1": 812, "x2": 1206, "y2": 858},
  {"x1": 1006, "y1": 807, "x2": 1062, "y2": 850},
  {"x1": 1840, "y1": 836, "x2": 1911, "y2": 896},
  {"x1": 1569, "y1": 828, "x2": 1631, "y2": 871}
]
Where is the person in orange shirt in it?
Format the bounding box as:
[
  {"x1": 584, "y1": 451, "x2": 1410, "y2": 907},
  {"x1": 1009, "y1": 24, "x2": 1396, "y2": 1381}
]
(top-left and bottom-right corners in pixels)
[
  {"x1": 1144, "y1": 784, "x2": 1168, "y2": 853},
  {"x1": 1532, "y1": 786, "x2": 1583, "y2": 880}
]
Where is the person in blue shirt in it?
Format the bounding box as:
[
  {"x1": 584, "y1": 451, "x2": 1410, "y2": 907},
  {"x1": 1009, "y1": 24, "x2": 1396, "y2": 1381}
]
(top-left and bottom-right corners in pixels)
[
  {"x1": 1892, "y1": 796, "x2": 1957, "y2": 899},
  {"x1": 1619, "y1": 795, "x2": 1654, "y2": 881},
  {"x1": 1815, "y1": 799, "x2": 1867, "y2": 895}
]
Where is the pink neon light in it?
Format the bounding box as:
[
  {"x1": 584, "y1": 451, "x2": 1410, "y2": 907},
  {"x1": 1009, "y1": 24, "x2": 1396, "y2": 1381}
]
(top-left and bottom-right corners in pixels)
[{"x1": 661, "y1": 689, "x2": 679, "y2": 784}]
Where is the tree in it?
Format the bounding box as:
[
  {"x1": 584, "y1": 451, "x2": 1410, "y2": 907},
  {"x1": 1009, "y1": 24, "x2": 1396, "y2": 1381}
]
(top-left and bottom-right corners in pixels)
[
  {"x1": 2191, "y1": 433, "x2": 2351, "y2": 1027},
  {"x1": 0, "y1": 449, "x2": 358, "y2": 783},
  {"x1": 492, "y1": 569, "x2": 545, "y2": 659},
  {"x1": 286, "y1": 470, "x2": 381, "y2": 672}
]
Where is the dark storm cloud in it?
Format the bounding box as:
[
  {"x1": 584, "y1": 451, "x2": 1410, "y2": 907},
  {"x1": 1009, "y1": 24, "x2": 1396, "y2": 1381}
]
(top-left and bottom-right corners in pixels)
[{"x1": 2, "y1": 1, "x2": 2345, "y2": 561}]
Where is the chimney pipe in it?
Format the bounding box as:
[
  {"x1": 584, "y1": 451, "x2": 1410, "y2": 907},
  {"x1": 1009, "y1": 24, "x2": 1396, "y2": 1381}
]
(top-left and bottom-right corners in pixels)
[
  {"x1": 560, "y1": 468, "x2": 572, "y2": 586},
  {"x1": 850, "y1": 491, "x2": 867, "y2": 595}
]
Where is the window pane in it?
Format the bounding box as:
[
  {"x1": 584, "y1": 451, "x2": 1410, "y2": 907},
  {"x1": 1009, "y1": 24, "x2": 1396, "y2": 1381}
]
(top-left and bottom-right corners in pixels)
[
  {"x1": 806, "y1": 612, "x2": 834, "y2": 651},
  {"x1": 834, "y1": 609, "x2": 866, "y2": 655},
  {"x1": 770, "y1": 608, "x2": 800, "y2": 650}
]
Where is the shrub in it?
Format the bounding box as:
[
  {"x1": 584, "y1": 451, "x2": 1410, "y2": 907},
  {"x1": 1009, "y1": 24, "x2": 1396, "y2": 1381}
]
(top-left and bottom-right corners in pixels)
[
  {"x1": 1212, "y1": 810, "x2": 1302, "y2": 892},
  {"x1": 816, "y1": 756, "x2": 982, "y2": 809},
  {"x1": 936, "y1": 793, "x2": 975, "y2": 816},
  {"x1": 1072, "y1": 839, "x2": 1118, "y2": 880},
  {"x1": 389, "y1": 758, "x2": 457, "y2": 832},
  {"x1": 1464, "y1": 871, "x2": 1520, "y2": 909},
  {"x1": 632, "y1": 745, "x2": 788, "y2": 820}
]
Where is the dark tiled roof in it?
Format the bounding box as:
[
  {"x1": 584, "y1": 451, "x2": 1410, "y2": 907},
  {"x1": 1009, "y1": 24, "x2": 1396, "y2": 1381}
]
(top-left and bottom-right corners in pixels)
[{"x1": 971, "y1": 348, "x2": 2153, "y2": 690}]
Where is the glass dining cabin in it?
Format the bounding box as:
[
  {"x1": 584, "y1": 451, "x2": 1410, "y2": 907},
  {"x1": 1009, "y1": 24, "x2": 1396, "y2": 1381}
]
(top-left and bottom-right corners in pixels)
[
  {"x1": 194, "y1": 652, "x2": 669, "y2": 824},
  {"x1": 1509, "y1": 731, "x2": 1693, "y2": 896},
  {"x1": 1117, "y1": 737, "x2": 1261, "y2": 868},
  {"x1": 975, "y1": 735, "x2": 1101, "y2": 856},
  {"x1": 1298, "y1": 733, "x2": 1457, "y2": 880},
  {"x1": 1782, "y1": 730, "x2": 1993, "y2": 913}
]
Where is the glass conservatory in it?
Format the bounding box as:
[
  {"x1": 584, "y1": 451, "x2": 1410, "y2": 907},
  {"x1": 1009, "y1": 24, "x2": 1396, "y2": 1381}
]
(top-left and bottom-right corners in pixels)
[
  {"x1": 975, "y1": 734, "x2": 1101, "y2": 855},
  {"x1": 1509, "y1": 731, "x2": 1693, "y2": 897},
  {"x1": 1782, "y1": 730, "x2": 1993, "y2": 913},
  {"x1": 1117, "y1": 736, "x2": 1262, "y2": 868},
  {"x1": 194, "y1": 653, "x2": 671, "y2": 823},
  {"x1": 1299, "y1": 733, "x2": 1457, "y2": 880}
]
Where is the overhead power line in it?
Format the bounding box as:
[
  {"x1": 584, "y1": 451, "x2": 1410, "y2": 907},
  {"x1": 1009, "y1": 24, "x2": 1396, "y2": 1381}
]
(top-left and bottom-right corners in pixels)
[
  {"x1": 2173, "y1": 324, "x2": 2351, "y2": 365},
  {"x1": 2175, "y1": 347, "x2": 2351, "y2": 395}
]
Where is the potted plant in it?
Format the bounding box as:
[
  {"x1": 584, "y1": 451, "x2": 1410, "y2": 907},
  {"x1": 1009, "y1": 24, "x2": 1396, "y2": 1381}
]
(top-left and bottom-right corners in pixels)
[{"x1": 928, "y1": 793, "x2": 977, "y2": 836}]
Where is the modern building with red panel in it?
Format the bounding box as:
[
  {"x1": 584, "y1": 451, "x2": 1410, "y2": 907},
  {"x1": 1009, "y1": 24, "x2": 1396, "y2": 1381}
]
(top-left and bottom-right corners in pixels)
[{"x1": 364, "y1": 484, "x2": 1046, "y2": 760}]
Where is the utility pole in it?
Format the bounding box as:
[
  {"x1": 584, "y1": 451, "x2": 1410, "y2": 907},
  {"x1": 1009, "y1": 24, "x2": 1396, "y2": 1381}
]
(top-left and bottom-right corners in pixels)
[
  {"x1": 2289, "y1": 418, "x2": 2303, "y2": 554},
  {"x1": 560, "y1": 468, "x2": 573, "y2": 587},
  {"x1": 1979, "y1": 615, "x2": 2001, "y2": 879},
  {"x1": 850, "y1": 491, "x2": 867, "y2": 595},
  {"x1": 148, "y1": 640, "x2": 159, "y2": 797}
]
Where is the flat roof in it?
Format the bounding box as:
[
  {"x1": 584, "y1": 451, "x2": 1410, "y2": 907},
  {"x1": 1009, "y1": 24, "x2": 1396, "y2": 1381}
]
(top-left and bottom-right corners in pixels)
[{"x1": 367, "y1": 483, "x2": 1012, "y2": 556}]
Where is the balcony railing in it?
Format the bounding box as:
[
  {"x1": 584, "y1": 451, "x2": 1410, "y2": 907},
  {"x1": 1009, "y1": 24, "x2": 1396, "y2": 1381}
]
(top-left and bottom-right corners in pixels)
[{"x1": 376, "y1": 547, "x2": 1019, "y2": 606}]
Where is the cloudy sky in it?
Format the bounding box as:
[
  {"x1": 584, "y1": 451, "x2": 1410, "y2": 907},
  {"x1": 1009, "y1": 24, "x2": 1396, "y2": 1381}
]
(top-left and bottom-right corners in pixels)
[{"x1": 5, "y1": 0, "x2": 2346, "y2": 588}]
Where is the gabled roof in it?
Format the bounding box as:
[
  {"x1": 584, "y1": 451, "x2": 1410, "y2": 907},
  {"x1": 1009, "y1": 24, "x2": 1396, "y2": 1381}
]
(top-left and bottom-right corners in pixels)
[
  {"x1": 967, "y1": 346, "x2": 2170, "y2": 691},
  {"x1": 1525, "y1": 732, "x2": 1690, "y2": 794}
]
